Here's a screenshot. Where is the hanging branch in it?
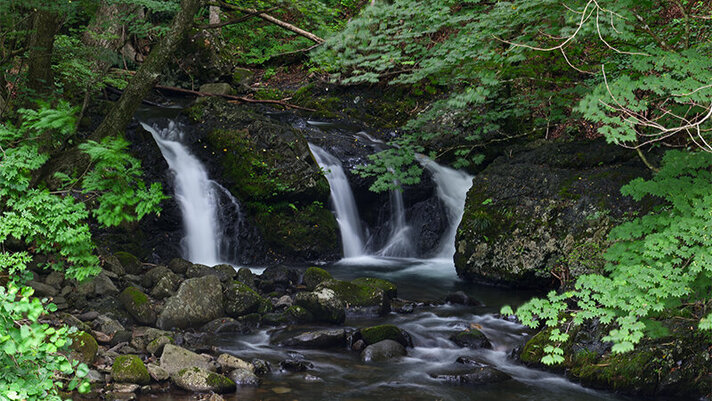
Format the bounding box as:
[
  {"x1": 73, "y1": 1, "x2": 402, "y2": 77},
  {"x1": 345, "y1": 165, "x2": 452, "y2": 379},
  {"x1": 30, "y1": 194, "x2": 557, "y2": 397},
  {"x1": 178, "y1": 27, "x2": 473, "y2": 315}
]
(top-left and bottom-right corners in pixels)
[{"x1": 153, "y1": 84, "x2": 316, "y2": 112}]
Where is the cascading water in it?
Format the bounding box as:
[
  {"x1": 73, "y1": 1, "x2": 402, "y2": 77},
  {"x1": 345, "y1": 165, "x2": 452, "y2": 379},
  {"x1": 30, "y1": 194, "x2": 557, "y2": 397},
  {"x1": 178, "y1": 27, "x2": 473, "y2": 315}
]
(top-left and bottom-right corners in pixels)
[
  {"x1": 308, "y1": 143, "x2": 366, "y2": 257},
  {"x1": 376, "y1": 188, "x2": 415, "y2": 257},
  {"x1": 422, "y1": 158, "x2": 474, "y2": 259},
  {"x1": 142, "y1": 121, "x2": 242, "y2": 266}
]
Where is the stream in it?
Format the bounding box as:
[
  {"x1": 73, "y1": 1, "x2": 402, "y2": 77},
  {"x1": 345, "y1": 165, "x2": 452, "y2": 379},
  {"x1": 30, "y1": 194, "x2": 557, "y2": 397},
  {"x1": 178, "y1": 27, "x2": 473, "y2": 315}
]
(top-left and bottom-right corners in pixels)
[{"x1": 136, "y1": 108, "x2": 645, "y2": 401}]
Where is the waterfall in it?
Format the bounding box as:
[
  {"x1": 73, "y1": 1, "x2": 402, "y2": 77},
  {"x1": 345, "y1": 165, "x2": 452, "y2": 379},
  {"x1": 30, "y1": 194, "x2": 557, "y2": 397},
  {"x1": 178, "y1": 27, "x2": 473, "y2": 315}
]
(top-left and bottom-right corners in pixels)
[
  {"x1": 142, "y1": 121, "x2": 242, "y2": 266},
  {"x1": 308, "y1": 143, "x2": 366, "y2": 257},
  {"x1": 422, "y1": 158, "x2": 473, "y2": 259},
  {"x1": 376, "y1": 188, "x2": 414, "y2": 257}
]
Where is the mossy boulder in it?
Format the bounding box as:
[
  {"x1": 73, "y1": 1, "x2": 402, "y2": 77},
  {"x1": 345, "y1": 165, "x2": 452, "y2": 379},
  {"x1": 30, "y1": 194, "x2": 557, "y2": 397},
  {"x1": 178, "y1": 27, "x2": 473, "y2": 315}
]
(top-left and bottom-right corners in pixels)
[
  {"x1": 146, "y1": 335, "x2": 174, "y2": 356},
  {"x1": 69, "y1": 331, "x2": 98, "y2": 364},
  {"x1": 224, "y1": 281, "x2": 263, "y2": 317},
  {"x1": 352, "y1": 277, "x2": 397, "y2": 299},
  {"x1": 156, "y1": 275, "x2": 224, "y2": 330},
  {"x1": 360, "y1": 325, "x2": 410, "y2": 347},
  {"x1": 303, "y1": 267, "x2": 332, "y2": 291},
  {"x1": 294, "y1": 288, "x2": 345, "y2": 324},
  {"x1": 112, "y1": 355, "x2": 150, "y2": 385},
  {"x1": 450, "y1": 329, "x2": 492, "y2": 349},
  {"x1": 361, "y1": 339, "x2": 407, "y2": 362},
  {"x1": 113, "y1": 251, "x2": 142, "y2": 275},
  {"x1": 454, "y1": 139, "x2": 648, "y2": 288},
  {"x1": 283, "y1": 305, "x2": 314, "y2": 324},
  {"x1": 119, "y1": 287, "x2": 156, "y2": 325},
  {"x1": 316, "y1": 279, "x2": 389, "y2": 315},
  {"x1": 172, "y1": 367, "x2": 236, "y2": 393},
  {"x1": 160, "y1": 344, "x2": 215, "y2": 376}
]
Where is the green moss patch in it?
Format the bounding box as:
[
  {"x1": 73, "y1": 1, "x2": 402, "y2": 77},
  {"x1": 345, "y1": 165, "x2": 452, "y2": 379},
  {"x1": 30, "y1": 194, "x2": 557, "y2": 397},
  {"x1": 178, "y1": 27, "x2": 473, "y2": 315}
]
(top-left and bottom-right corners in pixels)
[{"x1": 112, "y1": 354, "x2": 150, "y2": 385}]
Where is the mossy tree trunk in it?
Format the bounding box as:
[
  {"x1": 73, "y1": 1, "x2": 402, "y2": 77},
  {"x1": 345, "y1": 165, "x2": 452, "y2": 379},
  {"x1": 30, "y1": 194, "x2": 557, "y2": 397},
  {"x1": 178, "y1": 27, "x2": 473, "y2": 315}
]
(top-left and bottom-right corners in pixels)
[
  {"x1": 91, "y1": 0, "x2": 203, "y2": 140},
  {"x1": 26, "y1": 10, "x2": 61, "y2": 95}
]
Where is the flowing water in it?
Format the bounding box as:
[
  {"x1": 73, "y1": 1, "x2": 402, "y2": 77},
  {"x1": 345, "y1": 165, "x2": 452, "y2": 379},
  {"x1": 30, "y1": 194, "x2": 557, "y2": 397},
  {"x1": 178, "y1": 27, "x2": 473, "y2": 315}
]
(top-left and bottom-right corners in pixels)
[{"x1": 143, "y1": 121, "x2": 243, "y2": 266}]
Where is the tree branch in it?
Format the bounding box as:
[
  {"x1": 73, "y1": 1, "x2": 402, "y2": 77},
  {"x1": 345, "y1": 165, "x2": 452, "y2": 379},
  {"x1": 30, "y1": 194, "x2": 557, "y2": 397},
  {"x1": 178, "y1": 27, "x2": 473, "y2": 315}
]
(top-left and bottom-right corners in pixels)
[
  {"x1": 153, "y1": 84, "x2": 316, "y2": 112},
  {"x1": 216, "y1": 1, "x2": 324, "y2": 43}
]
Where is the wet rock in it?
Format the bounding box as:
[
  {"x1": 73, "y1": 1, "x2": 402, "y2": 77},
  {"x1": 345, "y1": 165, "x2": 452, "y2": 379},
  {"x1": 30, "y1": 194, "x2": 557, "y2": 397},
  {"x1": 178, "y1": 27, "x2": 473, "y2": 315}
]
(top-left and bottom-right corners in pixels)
[
  {"x1": 431, "y1": 366, "x2": 511, "y2": 386},
  {"x1": 304, "y1": 374, "x2": 324, "y2": 382},
  {"x1": 156, "y1": 275, "x2": 224, "y2": 329},
  {"x1": 302, "y1": 266, "x2": 332, "y2": 291},
  {"x1": 146, "y1": 335, "x2": 173, "y2": 356},
  {"x1": 119, "y1": 287, "x2": 156, "y2": 326},
  {"x1": 294, "y1": 287, "x2": 345, "y2": 324},
  {"x1": 283, "y1": 305, "x2": 315, "y2": 324},
  {"x1": 141, "y1": 266, "x2": 171, "y2": 288},
  {"x1": 160, "y1": 344, "x2": 215, "y2": 376},
  {"x1": 171, "y1": 367, "x2": 236, "y2": 393},
  {"x1": 251, "y1": 359, "x2": 271, "y2": 376},
  {"x1": 224, "y1": 281, "x2": 263, "y2": 317},
  {"x1": 351, "y1": 339, "x2": 366, "y2": 352},
  {"x1": 361, "y1": 339, "x2": 406, "y2": 362},
  {"x1": 445, "y1": 291, "x2": 481, "y2": 306},
  {"x1": 129, "y1": 327, "x2": 172, "y2": 351},
  {"x1": 228, "y1": 368, "x2": 260, "y2": 387},
  {"x1": 259, "y1": 265, "x2": 300, "y2": 292},
  {"x1": 280, "y1": 359, "x2": 314, "y2": 372},
  {"x1": 214, "y1": 264, "x2": 238, "y2": 281},
  {"x1": 150, "y1": 275, "x2": 181, "y2": 299},
  {"x1": 278, "y1": 329, "x2": 346, "y2": 348},
  {"x1": 360, "y1": 325, "x2": 411, "y2": 347},
  {"x1": 168, "y1": 258, "x2": 191, "y2": 275},
  {"x1": 352, "y1": 277, "x2": 397, "y2": 299},
  {"x1": 112, "y1": 355, "x2": 150, "y2": 385},
  {"x1": 450, "y1": 329, "x2": 492, "y2": 349},
  {"x1": 112, "y1": 383, "x2": 139, "y2": 393},
  {"x1": 236, "y1": 268, "x2": 256, "y2": 289},
  {"x1": 217, "y1": 354, "x2": 253, "y2": 372},
  {"x1": 114, "y1": 251, "x2": 143, "y2": 275},
  {"x1": 455, "y1": 356, "x2": 488, "y2": 367},
  {"x1": 147, "y1": 363, "x2": 169, "y2": 382},
  {"x1": 274, "y1": 295, "x2": 293, "y2": 309},
  {"x1": 316, "y1": 279, "x2": 389, "y2": 315},
  {"x1": 105, "y1": 391, "x2": 136, "y2": 401}
]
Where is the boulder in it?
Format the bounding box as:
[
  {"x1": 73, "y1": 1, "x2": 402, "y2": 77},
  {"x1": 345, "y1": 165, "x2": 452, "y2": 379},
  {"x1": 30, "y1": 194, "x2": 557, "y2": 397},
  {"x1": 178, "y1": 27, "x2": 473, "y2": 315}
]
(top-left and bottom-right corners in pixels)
[
  {"x1": 113, "y1": 252, "x2": 142, "y2": 275},
  {"x1": 94, "y1": 315, "x2": 124, "y2": 335},
  {"x1": 227, "y1": 368, "x2": 260, "y2": 387},
  {"x1": 431, "y1": 366, "x2": 511, "y2": 386},
  {"x1": 69, "y1": 331, "x2": 98, "y2": 364},
  {"x1": 146, "y1": 335, "x2": 174, "y2": 356},
  {"x1": 199, "y1": 82, "x2": 235, "y2": 96},
  {"x1": 294, "y1": 288, "x2": 345, "y2": 324},
  {"x1": 280, "y1": 359, "x2": 313, "y2": 372},
  {"x1": 150, "y1": 274, "x2": 181, "y2": 299},
  {"x1": 361, "y1": 339, "x2": 406, "y2": 362},
  {"x1": 224, "y1": 281, "x2": 263, "y2": 317},
  {"x1": 450, "y1": 329, "x2": 492, "y2": 349},
  {"x1": 360, "y1": 325, "x2": 411, "y2": 347},
  {"x1": 445, "y1": 291, "x2": 481, "y2": 306},
  {"x1": 277, "y1": 329, "x2": 346, "y2": 348},
  {"x1": 168, "y1": 258, "x2": 191, "y2": 275},
  {"x1": 236, "y1": 268, "x2": 256, "y2": 289},
  {"x1": 119, "y1": 287, "x2": 156, "y2": 326},
  {"x1": 27, "y1": 280, "x2": 57, "y2": 297},
  {"x1": 258, "y1": 265, "x2": 300, "y2": 292},
  {"x1": 94, "y1": 271, "x2": 119, "y2": 296},
  {"x1": 147, "y1": 363, "x2": 169, "y2": 382},
  {"x1": 112, "y1": 355, "x2": 150, "y2": 385},
  {"x1": 251, "y1": 359, "x2": 271, "y2": 376},
  {"x1": 156, "y1": 275, "x2": 224, "y2": 329},
  {"x1": 316, "y1": 279, "x2": 389, "y2": 315},
  {"x1": 141, "y1": 266, "x2": 171, "y2": 288},
  {"x1": 201, "y1": 317, "x2": 250, "y2": 334},
  {"x1": 160, "y1": 344, "x2": 215, "y2": 376},
  {"x1": 214, "y1": 264, "x2": 238, "y2": 281},
  {"x1": 302, "y1": 267, "x2": 332, "y2": 291},
  {"x1": 217, "y1": 354, "x2": 254, "y2": 372},
  {"x1": 171, "y1": 367, "x2": 236, "y2": 393},
  {"x1": 351, "y1": 277, "x2": 397, "y2": 299}
]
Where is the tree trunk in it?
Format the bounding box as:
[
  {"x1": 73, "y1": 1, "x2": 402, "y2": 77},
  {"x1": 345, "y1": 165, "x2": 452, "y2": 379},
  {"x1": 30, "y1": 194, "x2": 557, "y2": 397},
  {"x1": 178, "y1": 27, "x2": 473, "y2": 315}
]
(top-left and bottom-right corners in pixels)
[
  {"x1": 26, "y1": 10, "x2": 60, "y2": 95},
  {"x1": 91, "y1": 0, "x2": 202, "y2": 140}
]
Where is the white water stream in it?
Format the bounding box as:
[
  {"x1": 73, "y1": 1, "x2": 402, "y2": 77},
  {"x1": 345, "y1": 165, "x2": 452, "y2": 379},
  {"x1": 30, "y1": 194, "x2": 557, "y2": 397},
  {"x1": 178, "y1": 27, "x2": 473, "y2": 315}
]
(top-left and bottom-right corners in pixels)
[{"x1": 143, "y1": 121, "x2": 242, "y2": 266}]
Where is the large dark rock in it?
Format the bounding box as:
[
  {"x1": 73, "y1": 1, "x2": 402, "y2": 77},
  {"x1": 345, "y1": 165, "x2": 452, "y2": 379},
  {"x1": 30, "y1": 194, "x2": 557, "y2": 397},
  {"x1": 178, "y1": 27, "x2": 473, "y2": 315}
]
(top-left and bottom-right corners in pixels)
[
  {"x1": 156, "y1": 275, "x2": 224, "y2": 329},
  {"x1": 430, "y1": 366, "x2": 511, "y2": 386},
  {"x1": 119, "y1": 287, "x2": 156, "y2": 326},
  {"x1": 224, "y1": 281, "x2": 263, "y2": 317},
  {"x1": 361, "y1": 339, "x2": 406, "y2": 362},
  {"x1": 316, "y1": 279, "x2": 389, "y2": 315},
  {"x1": 294, "y1": 288, "x2": 345, "y2": 324},
  {"x1": 360, "y1": 325, "x2": 411, "y2": 347},
  {"x1": 276, "y1": 329, "x2": 346, "y2": 348},
  {"x1": 454, "y1": 139, "x2": 648, "y2": 288},
  {"x1": 450, "y1": 329, "x2": 491, "y2": 349}
]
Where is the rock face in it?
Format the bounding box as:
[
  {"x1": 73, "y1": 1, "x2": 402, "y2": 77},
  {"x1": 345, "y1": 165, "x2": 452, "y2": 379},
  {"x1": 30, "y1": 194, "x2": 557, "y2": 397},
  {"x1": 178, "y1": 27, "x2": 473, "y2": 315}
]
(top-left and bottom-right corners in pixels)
[
  {"x1": 156, "y1": 275, "x2": 224, "y2": 330},
  {"x1": 172, "y1": 367, "x2": 236, "y2": 393},
  {"x1": 455, "y1": 140, "x2": 648, "y2": 287},
  {"x1": 188, "y1": 98, "x2": 340, "y2": 262},
  {"x1": 361, "y1": 339, "x2": 407, "y2": 362}
]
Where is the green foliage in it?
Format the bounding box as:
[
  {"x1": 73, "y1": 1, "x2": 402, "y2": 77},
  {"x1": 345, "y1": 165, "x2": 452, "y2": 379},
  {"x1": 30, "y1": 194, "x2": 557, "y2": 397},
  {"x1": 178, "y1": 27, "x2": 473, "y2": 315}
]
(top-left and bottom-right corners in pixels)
[
  {"x1": 511, "y1": 150, "x2": 712, "y2": 360},
  {"x1": 0, "y1": 279, "x2": 90, "y2": 400}
]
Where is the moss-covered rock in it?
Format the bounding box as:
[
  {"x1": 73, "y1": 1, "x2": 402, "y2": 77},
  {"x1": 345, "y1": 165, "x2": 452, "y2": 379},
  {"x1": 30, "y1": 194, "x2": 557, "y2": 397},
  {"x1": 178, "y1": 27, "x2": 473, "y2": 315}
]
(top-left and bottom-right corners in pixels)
[
  {"x1": 112, "y1": 355, "x2": 150, "y2": 385},
  {"x1": 119, "y1": 287, "x2": 156, "y2": 325},
  {"x1": 156, "y1": 275, "x2": 224, "y2": 330},
  {"x1": 454, "y1": 139, "x2": 648, "y2": 288},
  {"x1": 224, "y1": 281, "x2": 263, "y2": 317},
  {"x1": 360, "y1": 325, "x2": 410, "y2": 347},
  {"x1": 303, "y1": 267, "x2": 332, "y2": 291},
  {"x1": 351, "y1": 277, "x2": 397, "y2": 299},
  {"x1": 113, "y1": 251, "x2": 142, "y2": 275},
  {"x1": 69, "y1": 331, "x2": 98, "y2": 364},
  {"x1": 450, "y1": 329, "x2": 492, "y2": 349},
  {"x1": 146, "y1": 335, "x2": 174, "y2": 356},
  {"x1": 294, "y1": 288, "x2": 345, "y2": 324},
  {"x1": 316, "y1": 279, "x2": 389, "y2": 314},
  {"x1": 171, "y1": 367, "x2": 236, "y2": 393},
  {"x1": 283, "y1": 305, "x2": 315, "y2": 324}
]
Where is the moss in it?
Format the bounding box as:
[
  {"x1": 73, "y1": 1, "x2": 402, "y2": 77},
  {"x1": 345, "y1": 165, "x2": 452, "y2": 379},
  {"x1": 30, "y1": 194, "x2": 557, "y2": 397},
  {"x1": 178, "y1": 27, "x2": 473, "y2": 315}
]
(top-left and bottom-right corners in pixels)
[
  {"x1": 519, "y1": 327, "x2": 555, "y2": 365},
  {"x1": 317, "y1": 279, "x2": 384, "y2": 307},
  {"x1": 284, "y1": 305, "x2": 314, "y2": 323},
  {"x1": 112, "y1": 354, "x2": 150, "y2": 385},
  {"x1": 113, "y1": 251, "x2": 141, "y2": 274},
  {"x1": 69, "y1": 331, "x2": 98, "y2": 364},
  {"x1": 351, "y1": 277, "x2": 397, "y2": 299},
  {"x1": 361, "y1": 325, "x2": 408, "y2": 346},
  {"x1": 206, "y1": 372, "x2": 236, "y2": 388},
  {"x1": 303, "y1": 266, "x2": 333, "y2": 290},
  {"x1": 121, "y1": 286, "x2": 148, "y2": 306},
  {"x1": 254, "y1": 88, "x2": 288, "y2": 100}
]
